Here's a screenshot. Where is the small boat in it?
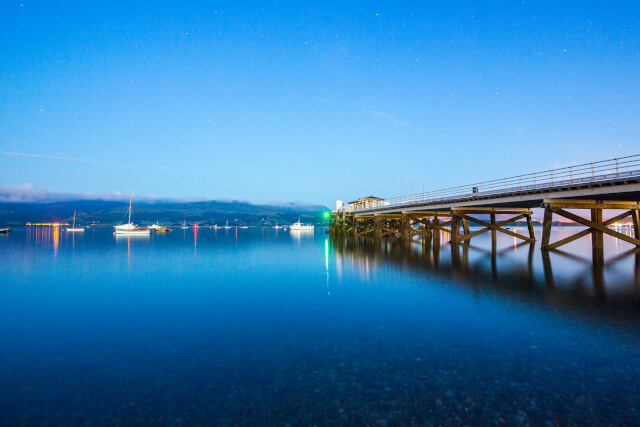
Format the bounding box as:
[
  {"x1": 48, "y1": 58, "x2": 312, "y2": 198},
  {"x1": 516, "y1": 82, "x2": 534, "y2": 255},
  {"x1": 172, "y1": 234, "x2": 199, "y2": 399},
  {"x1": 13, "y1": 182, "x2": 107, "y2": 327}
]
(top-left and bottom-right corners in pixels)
[
  {"x1": 149, "y1": 222, "x2": 163, "y2": 229},
  {"x1": 0, "y1": 228, "x2": 10, "y2": 233},
  {"x1": 223, "y1": 220, "x2": 231, "y2": 229},
  {"x1": 181, "y1": 220, "x2": 189, "y2": 229},
  {"x1": 240, "y1": 221, "x2": 248, "y2": 229},
  {"x1": 274, "y1": 221, "x2": 282, "y2": 229},
  {"x1": 115, "y1": 196, "x2": 149, "y2": 234},
  {"x1": 67, "y1": 210, "x2": 84, "y2": 232},
  {"x1": 154, "y1": 227, "x2": 172, "y2": 232},
  {"x1": 115, "y1": 196, "x2": 138, "y2": 231},
  {"x1": 289, "y1": 219, "x2": 314, "y2": 231}
]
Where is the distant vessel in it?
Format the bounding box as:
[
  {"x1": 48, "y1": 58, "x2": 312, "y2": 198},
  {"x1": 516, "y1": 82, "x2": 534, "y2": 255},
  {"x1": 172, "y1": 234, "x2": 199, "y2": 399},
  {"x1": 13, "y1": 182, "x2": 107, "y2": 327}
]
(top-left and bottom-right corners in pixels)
[
  {"x1": 181, "y1": 220, "x2": 189, "y2": 229},
  {"x1": 149, "y1": 222, "x2": 162, "y2": 229},
  {"x1": 154, "y1": 227, "x2": 171, "y2": 232},
  {"x1": 115, "y1": 197, "x2": 149, "y2": 235},
  {"x1": 224, "y1": 220, "x2": 231, "y2": 229},
  {"x1": 289, "y1": 219, "x2": 314, "y2": 231},
  {"x1": 0, "y1": 228, "x2": 10, "y2": 233},
  {"x1": 240, "y1": 222, "x2": 248, "y2": 229},
  {"x1": 274, "y1": 221, "x2": 282, "y2": 229},
  {"x1": 67, "y1": 210, "x2": 84, "y2": 232},
  {"x1": 114, "y1": 196, "x2": 138, "y2": 231}
]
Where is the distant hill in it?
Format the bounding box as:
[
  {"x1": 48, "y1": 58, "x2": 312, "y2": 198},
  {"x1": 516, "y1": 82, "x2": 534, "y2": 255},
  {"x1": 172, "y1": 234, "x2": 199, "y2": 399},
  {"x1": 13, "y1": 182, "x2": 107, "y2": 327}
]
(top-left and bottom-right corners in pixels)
[{"x1": 0, "y1": 200, "x2": 331, "y2": 226}]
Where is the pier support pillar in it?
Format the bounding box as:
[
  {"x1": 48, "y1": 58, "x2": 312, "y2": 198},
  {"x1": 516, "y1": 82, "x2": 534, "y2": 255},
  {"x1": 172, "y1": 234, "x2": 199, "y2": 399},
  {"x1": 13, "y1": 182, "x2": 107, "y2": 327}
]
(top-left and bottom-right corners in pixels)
[
  {"x1": 526, "y1": 214, "x2": 536, "y2": 241},
  {"x1": 374, "y1": 217, "x2": 382, "y2": 239},
  {"x1": 541, "y1": 206, "x2": 553, "y2": 250},
  {"x1": 451, "y1": 215, "x2": 461, "y2": 243},
  {"x1": 462, "y1": 218, "x2": 470, "y2": 236},
  {"x1": 423, "y1": 219, "x2": 432, "y2": 245},
  {"x1": 433, "y1": 218, "x2": 440, "y2": 246},
  {"x1": 490, "y1": 213, "x2": 497, "y2": 248},
  {"x1": 591, "y1": 208, "x2": 603, "y2": 249},
  {"x1": 400, "y1": 214, "x2": 410, "y2": 240},
  {"x1": 632, "y1": 209, "x2": 640, "y2": 241}
]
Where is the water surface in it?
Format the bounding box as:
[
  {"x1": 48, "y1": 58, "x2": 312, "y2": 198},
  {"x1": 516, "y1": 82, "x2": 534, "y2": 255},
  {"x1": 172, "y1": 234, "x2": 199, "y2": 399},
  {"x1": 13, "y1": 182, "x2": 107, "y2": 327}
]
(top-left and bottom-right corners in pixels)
[{"x1": 1, "y1": 226, "x2": 639, "y2": 425}]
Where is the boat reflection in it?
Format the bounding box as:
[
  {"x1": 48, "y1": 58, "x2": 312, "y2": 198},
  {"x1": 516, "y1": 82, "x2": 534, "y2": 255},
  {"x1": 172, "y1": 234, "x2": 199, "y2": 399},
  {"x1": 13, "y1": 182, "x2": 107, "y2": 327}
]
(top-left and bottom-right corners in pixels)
[{"x1": 290, "y1": 229, "x2": 314, "y2": 243}]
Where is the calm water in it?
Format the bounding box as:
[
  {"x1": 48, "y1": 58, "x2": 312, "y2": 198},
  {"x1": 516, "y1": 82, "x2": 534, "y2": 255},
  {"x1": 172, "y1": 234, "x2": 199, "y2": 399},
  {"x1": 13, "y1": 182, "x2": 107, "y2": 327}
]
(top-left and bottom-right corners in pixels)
[{"x1": 1, "y1": 226, "x2": 639, "y2": 425}]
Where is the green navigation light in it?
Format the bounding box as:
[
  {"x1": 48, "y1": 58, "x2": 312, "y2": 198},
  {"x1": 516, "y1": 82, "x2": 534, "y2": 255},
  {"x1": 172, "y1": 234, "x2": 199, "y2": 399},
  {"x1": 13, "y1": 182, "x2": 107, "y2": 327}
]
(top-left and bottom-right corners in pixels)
[{"x1": 324, "y1": 212, "x2": 330, "y2": 218}]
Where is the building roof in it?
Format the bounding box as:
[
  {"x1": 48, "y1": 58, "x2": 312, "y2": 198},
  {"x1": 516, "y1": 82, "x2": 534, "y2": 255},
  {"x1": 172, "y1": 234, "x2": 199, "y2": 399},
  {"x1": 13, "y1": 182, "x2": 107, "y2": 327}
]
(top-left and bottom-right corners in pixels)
[{"x1": 349, "y1": 196, "x2": 385, "y2": 205}]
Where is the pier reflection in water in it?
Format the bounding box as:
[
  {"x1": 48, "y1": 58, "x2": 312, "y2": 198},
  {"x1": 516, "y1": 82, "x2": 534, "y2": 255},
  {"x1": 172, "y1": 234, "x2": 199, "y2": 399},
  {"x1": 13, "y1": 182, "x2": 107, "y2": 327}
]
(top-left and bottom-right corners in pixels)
[{"x1": 331, "y1": 227, "x2": 640, "y2": 313}]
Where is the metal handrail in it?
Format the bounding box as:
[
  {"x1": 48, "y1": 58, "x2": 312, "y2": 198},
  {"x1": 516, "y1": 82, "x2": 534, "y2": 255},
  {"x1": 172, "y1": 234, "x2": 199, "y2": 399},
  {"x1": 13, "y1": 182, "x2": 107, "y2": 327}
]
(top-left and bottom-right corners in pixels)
[{"x1": 344, "y1": 154, "x2": 640, "y2": 213}]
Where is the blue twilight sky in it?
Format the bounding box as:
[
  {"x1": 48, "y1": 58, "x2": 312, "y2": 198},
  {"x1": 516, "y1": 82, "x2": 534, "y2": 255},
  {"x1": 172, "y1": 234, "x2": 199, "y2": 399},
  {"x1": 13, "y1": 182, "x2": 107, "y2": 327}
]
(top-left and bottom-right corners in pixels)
[{"x1": 1, "y1": 1, "x2": 639, "y2": 206}]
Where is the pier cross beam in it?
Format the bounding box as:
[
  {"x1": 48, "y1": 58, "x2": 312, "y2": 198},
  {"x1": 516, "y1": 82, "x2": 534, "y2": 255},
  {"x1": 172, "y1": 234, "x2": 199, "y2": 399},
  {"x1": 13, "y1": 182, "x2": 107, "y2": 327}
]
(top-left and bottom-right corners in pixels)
[
  {"x1": 540, "y1": 199, "x2": 640, "y2": 251},
  {"x1": 451, "y1": 207, "x2": 536, "y2": 244},
  {"x1": 403, "y1": 211, "x2": 452, "y2": 243}
]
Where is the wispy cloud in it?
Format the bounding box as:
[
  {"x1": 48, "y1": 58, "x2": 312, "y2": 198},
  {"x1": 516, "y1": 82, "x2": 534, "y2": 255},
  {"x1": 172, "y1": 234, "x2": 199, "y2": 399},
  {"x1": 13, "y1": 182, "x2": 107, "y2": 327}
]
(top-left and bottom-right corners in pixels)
[
  {"x1": 0, "y1": 151, "x2": 121, "y2": 167},
  {"x1": 367, "y1": 110, "x2": 410, "y2": 127},
  {"x1": 0, "y1": 183, "x2": 174, "y2": 204},
  {"x1": 0, "y1": 183, "x2": 328, "y2": 207}
]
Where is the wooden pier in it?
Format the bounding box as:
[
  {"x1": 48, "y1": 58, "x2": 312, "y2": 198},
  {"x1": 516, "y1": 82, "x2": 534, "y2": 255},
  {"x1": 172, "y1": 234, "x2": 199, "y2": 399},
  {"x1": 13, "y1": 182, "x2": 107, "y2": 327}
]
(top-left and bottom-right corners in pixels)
[{"x1": 330, "y1": 155, "x2": 640, "y2": 258}]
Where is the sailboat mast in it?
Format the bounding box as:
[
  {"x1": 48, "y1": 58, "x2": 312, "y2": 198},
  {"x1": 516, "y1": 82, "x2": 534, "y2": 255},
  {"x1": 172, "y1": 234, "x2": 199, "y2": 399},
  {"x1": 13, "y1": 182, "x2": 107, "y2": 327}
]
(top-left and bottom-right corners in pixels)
[
  {"x1": 73, "y1": 210, "x2": 76, "y2": 228},
  {"x1": 128, "y1": 195, "x2": 132, "y2": 224}
]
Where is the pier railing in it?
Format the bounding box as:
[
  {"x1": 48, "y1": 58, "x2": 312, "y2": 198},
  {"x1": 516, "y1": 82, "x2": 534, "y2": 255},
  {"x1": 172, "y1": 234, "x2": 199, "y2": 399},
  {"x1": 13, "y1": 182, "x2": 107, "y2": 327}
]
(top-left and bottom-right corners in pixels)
[{"x1": 345, "y1": 154, "x2": 640, "y2": 213}]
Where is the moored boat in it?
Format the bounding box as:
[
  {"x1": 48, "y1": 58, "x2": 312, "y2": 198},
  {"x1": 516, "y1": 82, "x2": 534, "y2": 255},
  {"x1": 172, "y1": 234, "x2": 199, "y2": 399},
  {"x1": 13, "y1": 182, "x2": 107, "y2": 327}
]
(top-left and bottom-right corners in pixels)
[
  {"x1": 67, "y1": 210, "x2": 84, "y2": 232},
  {"x1": 115, "y1": 196, "x2": 149, "y2": 234},
  {"x1": 115, "y1": 196, "x2": 138, "y2": 232},
  {"x1": 289, "y1": 219, "x2": 314, "y2": 231}
]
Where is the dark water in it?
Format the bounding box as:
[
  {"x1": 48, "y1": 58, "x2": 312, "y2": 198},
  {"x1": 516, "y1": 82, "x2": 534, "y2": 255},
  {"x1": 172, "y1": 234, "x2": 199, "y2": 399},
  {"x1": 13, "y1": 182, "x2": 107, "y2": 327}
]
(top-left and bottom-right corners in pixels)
[{"x1": 1, "y1": 226, "x2": 639, "y2": 425}]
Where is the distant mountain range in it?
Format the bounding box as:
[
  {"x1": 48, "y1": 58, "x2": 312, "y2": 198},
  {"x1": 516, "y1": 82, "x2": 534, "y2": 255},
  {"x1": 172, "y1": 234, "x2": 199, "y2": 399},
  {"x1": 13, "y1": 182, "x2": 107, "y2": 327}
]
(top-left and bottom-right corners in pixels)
[{"x1": 0, "y1": 199, "x2": 331, "y2": 226}]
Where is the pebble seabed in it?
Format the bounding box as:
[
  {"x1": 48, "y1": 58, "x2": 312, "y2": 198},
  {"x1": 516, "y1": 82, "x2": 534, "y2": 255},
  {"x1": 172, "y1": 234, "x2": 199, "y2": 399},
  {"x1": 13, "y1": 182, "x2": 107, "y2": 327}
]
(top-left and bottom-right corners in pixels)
[{"x1": 4, "y1": 322, "x2": 638, "y2": 426}]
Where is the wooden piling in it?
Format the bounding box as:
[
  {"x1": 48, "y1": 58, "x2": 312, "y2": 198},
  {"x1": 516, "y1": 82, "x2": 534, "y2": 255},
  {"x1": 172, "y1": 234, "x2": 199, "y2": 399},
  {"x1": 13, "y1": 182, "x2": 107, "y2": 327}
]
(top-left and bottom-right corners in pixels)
[
  {"x1": 591, "y1": 208, "x2": 603, "y2": 249},
  {"x1": 526, "y1": 214, "x2": 535, "y2": 241},
  {"x1": 541, "y1": 206, "x2": 553, "y2": 250},
  {"x1": 451, "y1": 215, "x2": 460, "y2": 243}
]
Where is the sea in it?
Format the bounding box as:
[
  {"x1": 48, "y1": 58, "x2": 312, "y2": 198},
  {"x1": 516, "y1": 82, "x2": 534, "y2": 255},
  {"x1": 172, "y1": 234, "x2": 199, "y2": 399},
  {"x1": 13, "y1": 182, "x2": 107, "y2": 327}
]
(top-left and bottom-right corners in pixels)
[{"x1": 1, "y1": 226, "x2": 639, "y2": 425}]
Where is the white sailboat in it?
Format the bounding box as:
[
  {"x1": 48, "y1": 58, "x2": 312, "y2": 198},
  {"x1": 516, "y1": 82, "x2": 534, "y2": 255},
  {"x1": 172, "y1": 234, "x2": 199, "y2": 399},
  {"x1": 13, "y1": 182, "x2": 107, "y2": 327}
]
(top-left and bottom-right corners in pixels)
[
  {"x1": 114, "y1": 196, "x2": 138, "y2": 231},
  {"x1": 224, "y1": 220, "x2": 231, "y2": 229},
  {"x1": 115, "y1": 196, "x2": 149, "y2": 235},
  {"x1": 67, "y1": 210, "x2": 84, "y2": 232},
  {"x1": 289, "y1": 218, "x2": 314, "y2": 231},
  {"x1": 181, "y1": 220, "x2": 189, "y2": 229}
]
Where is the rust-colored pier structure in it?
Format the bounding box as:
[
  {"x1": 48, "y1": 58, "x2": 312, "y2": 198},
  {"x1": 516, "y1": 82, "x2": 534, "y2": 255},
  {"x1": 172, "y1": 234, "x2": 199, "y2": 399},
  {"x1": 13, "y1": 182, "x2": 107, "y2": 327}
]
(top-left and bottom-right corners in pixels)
[{"x1": 330, "y1": 155, "x2": 640, "y2": 259}]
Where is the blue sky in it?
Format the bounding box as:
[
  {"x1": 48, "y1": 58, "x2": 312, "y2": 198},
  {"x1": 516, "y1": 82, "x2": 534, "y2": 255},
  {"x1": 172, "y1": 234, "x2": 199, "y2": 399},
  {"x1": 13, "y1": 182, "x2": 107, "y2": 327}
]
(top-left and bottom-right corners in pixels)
[{"x1": 1, "y1": 1, "x2": 639, "y2": 206}]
